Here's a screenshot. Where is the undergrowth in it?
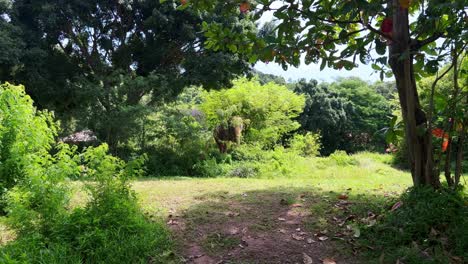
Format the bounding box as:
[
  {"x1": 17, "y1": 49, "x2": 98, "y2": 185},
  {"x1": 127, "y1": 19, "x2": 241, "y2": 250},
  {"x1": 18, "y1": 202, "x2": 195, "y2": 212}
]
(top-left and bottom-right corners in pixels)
[
  {"x1": 361, "y1": 186, "x2": 467, "y2": 263},
  {"x1": 0, "y1": 145, "x2": 173, "y2": 264}
]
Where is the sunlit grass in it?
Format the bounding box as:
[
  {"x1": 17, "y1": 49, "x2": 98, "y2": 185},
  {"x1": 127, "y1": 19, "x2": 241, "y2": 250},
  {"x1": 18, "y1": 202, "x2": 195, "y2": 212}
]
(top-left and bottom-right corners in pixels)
[{"x1": 134, "y1": 152, "x2": 413, "y2": 216}]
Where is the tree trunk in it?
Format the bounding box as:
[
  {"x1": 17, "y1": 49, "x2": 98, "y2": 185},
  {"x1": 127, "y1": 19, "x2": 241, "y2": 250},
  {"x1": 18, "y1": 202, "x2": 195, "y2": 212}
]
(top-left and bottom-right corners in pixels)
[
  {"x1": 454, "y1": 97, "x2": 467, "y2": 186},
  {"x1": 389, "y1": 0, "x2": 439, "y2": 187}
]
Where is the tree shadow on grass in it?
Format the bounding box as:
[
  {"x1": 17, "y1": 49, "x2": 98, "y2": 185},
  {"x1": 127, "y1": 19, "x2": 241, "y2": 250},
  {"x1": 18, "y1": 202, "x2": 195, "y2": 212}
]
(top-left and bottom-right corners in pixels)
[{"x1": 169, "y1": 186, "x2": 396, "y2": 264}]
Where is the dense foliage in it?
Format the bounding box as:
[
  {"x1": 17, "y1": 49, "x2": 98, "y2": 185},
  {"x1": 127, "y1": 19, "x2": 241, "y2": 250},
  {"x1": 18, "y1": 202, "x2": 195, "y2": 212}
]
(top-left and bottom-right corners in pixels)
[
  {"x1": 293, "y1": 78, "x2": 392, "y2": 155},
  {"x1": 201, "y1": 79, "x2": 305, "y2": 148},
  {"x1": 0, "y1": 0, "x2": 255, "y2": 154},
  {"x1": 134, "y1": 79, "x2": 308, "y2": 177},
  {"x1": 192, "y1": 0, "x2": 467, "y2": 187},
  {"x1": 0, "y1": 83, "x2": 172, "y2": 263},
  {"x1": 0, "y1": 83, "x2": 57, "y2": 211},
  {"x1": 363, "y1": 187, "x2": 467, "y2": 263}
]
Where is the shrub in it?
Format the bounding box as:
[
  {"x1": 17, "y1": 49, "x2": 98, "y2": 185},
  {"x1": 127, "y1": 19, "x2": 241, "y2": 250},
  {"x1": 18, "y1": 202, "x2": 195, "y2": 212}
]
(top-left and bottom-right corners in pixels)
[
  {"x1": 327, "y1": 150, "x2": 358, "y2": 166},
  {"x1": 1, "y1": 144, "x2": 172, "y2": 264},
  {"x1": 227, "y1": 164, "x2": 258, "y2": 178},
  {"x1": 0, "y1": 83, "x2": 57, "y2": 211},
  {"x1": 0, "y1": 83, "x2": 172, "y2": 263},
  {"x1": 142, "y1": 97, "x2": 214, "y2": 176},
  {"x1": 288, "y1": 132, "x2": 321, "y2": 157},
  {"x1": 363, "y1": 187, "x2": 467, "y2": 263}
]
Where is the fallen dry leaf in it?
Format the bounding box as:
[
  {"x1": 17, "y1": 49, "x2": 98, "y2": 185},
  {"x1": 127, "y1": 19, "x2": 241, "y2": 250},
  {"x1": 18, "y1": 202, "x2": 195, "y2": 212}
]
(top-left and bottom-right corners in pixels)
[
  {"x1": 292, "y1": 234, "x2": 305, "y2": 241},
  {"x1": 338, "y1": 193, "x2": 349, "y2": 200},
  {"x1": 278, "y1": 217, "x2": 286, "y2": 221},
  {"x1": 224, "y1": 211, "x2": 240, "y2": 217},
  {"x1": 167, "y1": 219, "x2": 178, "y2": 225},
  {"x1": 303, "y1": 253, "x2": 313, "y2": 264},
  {"x1": 318, "y1": 235, "x2": 329, "y2": 241},
  {"x1": 292, "y1": 203, "x2": 303, "y2": 207},
  {"x1": 307, "y1": 238, "x2": 316, "y2": 244},
  {"x1": 322, "y1": 258, "x2": 336, "y2": 264},
  {"x1": 229, "y1": 227, "x2": 239, "y2": 235}
]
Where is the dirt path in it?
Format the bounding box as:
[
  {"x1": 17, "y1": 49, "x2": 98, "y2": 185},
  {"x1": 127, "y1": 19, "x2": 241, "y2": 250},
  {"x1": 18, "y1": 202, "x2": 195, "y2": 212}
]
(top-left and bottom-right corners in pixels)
[{"x1": 167, "y1": 189, "x2": 359, "y2": 264}]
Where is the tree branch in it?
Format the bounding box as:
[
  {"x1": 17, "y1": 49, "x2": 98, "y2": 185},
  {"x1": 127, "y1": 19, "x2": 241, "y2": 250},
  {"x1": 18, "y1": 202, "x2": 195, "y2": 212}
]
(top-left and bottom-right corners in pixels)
[
  {"x1": 412, "y1": 32, "x2": 445, "y2": 50},
  {"x1": 365, "y1": 23, "x2": 393, "y2": 41}
]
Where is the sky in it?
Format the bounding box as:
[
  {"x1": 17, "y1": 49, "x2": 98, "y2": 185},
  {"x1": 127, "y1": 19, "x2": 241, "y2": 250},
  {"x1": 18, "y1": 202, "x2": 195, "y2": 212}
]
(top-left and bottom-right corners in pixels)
[
  {"x1": 254, "y1": 60, "x2": 382, "y2": 83},
  {"x1": 253, "y1": 1, "x2": 388, "y2": 83}
]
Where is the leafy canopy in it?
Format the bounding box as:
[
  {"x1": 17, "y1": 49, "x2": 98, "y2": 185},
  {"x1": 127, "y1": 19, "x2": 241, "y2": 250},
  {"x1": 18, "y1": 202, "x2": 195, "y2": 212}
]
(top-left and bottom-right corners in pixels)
[
  {"x1": 189, "y1": 0, "x2": 467, "y2": 79},
  {"x1": 200, "y1": 79, "x2": 305, "y2": 148}
]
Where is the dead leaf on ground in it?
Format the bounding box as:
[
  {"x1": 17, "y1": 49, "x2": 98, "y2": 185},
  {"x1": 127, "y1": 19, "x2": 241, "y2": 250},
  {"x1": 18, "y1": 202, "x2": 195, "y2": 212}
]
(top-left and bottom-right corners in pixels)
[
  {"x1": 322, "y1": 258, "x2": 336, "y2": 264},
  {"x1": 167, "y1": 219, "x2": 178, "y2": 225},
  {"x1": 229, "y1": 227, "x2": 239, "y2": 235},
  {"x1": 303, "y1": 253, "x2": 314, "y2": 264},
  {"x1": 338, "y1": 193, "x2": 349, "y2": 200},
  {"x1": 292, "y1": 234, "x2": 305, "y2": 241},
  {"x1": 292, "y1": 203, "x2": 303, "y2": 207},
  {"x1": 278, "y1": 217, "x2": 286, "y2": 221},
  {"x1": 318, "y1": 235, "x2": 329, "y2": 241},
  {"x1": 224, "y1": 211, "x2": 240, "y2": 217},
  {"x1": 307, "y1": 238, "x2": 316, "y2": 244}
]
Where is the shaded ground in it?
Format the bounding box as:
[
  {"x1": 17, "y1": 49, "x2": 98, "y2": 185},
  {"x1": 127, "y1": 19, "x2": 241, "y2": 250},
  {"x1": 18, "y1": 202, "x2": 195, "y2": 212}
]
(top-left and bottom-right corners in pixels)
[{"x1": 164, "y1": 187, "x2": 393, "y2": 264}]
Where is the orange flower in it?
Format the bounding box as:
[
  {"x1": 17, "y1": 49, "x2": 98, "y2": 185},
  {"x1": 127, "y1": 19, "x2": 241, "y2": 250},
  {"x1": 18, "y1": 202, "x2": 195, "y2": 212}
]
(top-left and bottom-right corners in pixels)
[{"x1": 442, "y1": 139, "x2": 449, "y2": 152}]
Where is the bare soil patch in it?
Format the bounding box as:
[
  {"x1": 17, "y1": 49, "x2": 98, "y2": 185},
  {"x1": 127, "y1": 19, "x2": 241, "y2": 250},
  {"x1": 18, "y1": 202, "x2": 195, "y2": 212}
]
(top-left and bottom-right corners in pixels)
[{"x1": 168, "y1": 189, "x2": 359, "y2": 264}]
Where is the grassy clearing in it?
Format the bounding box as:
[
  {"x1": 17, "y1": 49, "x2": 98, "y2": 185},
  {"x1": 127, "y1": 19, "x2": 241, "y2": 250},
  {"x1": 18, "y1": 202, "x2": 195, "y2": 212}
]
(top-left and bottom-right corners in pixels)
[
  {"x1": 130, "y1": 153, "x2": 415, "y2": 263},
  {"x1": 135, "y1": 152, "x2": 411, "y2": 217},
  {"x1": 2, "y1": 152, "x2": 465, "y2": 263}
]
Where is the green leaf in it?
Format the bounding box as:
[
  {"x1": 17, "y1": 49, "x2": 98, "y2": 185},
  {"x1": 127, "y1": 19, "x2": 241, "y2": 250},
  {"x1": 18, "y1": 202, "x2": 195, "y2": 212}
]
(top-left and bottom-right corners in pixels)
[
  {"x1": 424, "y1": 60, "x2": 439, "y2": 74},
  {"x1": 371, "y1": 64, "x2": 381, "y2": 71},
  {"x1": 249, "y1": 54, "x2": 258, "y2": 64},
  {"x1": 320, "y1": 58, "x2": 327, "y2": 71},
  {"x1": 375, "y1": 39, "x2": 386, "y2": 55}
]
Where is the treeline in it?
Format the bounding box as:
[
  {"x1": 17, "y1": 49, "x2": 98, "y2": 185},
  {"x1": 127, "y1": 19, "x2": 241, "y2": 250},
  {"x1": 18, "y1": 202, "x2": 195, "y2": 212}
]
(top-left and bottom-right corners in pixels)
[{"x1": 114, "y1": 76, "x2": 395, "y2": 177}]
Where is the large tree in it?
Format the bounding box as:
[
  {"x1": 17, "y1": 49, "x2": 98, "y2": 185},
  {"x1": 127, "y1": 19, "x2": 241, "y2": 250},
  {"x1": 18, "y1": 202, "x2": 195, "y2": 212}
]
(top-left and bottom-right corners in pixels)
[
  {"x1": 294, "y1": 78, "x2": 391, "y2": 155},
  {"x1": 0, "y1": 0, "x2": 255, "y2": 152},
  {"x1": 189, "y1": 0, "x2": 467, "y2": 187}
]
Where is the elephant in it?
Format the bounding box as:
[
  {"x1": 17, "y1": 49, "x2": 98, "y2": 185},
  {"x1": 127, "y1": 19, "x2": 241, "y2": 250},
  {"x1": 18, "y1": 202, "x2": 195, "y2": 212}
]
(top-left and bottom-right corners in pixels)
[{"x1": 213, "y1": 116, "x2": 244, "y2": 153}]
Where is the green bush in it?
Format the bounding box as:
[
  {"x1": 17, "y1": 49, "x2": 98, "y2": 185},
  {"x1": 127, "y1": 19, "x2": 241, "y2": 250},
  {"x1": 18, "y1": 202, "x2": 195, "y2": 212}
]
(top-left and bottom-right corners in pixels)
[
  {"x1": 0, "y1": 83, "x2": 172, "y2": 263},
  {"x1": 0, "y1": 83, "x2": 58, "y2": 211},
  {"x1": 327, "y1": 150, "x2": 358, "y2": 166},
  {"x1": 1, "y1": 145, "x2": 172, "y2": 264},
  {"x1": 364, "y1": 187, "x2": 467, "y2": 263},
  {"x1": 227, "y1": 145, "x2": 312, "y2": 178},
  {"x1": 288, "y1": 132, "x2": 321, "y2": 157}
]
